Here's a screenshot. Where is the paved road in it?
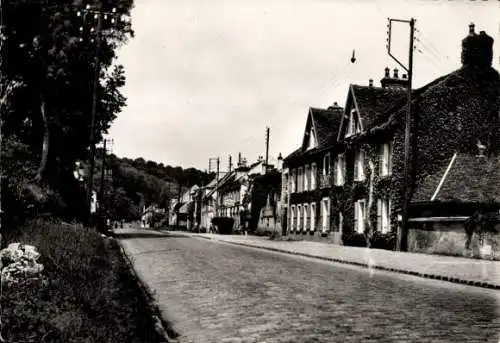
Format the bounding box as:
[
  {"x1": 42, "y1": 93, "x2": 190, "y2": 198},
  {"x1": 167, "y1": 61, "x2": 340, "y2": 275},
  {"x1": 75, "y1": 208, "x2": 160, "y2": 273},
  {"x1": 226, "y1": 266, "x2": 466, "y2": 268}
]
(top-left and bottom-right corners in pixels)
[{"x1": 119, "y1": 231, "x2": 500, "y2": 343}]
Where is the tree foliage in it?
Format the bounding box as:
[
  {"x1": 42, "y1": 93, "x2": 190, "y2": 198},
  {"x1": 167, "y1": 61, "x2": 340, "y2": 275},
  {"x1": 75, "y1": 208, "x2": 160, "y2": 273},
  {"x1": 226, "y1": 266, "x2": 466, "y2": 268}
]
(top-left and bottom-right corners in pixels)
[
  {"x1": 95, "y1": 154, "x2": 214, "y2": 221},
  {"x1": 1, "y1": 0, "x2": 134, "y2": 225}
]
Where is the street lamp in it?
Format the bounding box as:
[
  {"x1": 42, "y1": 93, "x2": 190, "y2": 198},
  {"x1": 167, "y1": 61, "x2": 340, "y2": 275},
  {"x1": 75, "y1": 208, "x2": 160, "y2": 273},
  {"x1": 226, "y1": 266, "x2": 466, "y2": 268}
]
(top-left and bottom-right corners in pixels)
[{"x1": 75, "y1": 4, "x2": 129, "y2": 222}]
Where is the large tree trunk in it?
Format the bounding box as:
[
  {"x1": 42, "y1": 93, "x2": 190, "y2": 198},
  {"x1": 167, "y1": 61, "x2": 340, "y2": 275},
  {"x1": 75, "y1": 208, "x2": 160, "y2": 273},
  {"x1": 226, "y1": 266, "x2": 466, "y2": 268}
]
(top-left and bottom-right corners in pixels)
[{"x1": 33, "y1": 96, "x2": 49, "y2": 183}]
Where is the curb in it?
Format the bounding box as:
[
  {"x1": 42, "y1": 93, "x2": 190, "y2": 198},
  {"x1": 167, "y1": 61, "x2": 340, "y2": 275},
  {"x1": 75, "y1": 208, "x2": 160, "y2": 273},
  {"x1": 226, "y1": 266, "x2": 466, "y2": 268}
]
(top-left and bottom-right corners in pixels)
[
  {"x1": 192, "y1": 234, "x2": 500, "y2": 291},
  {"x1": 116, "y1": 240, "x2": 180, "y2": 342}
]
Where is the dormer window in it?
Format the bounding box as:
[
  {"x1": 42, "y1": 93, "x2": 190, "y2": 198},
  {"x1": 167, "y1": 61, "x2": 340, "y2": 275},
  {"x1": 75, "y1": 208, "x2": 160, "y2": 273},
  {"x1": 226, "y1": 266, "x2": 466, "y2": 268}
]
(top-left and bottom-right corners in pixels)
[
  {"x1": 307, "y1": 127, "x2": 317, "y2": 150},
  {"x1": 345, "y1": 109, "x2": 361, "y2": 138}
]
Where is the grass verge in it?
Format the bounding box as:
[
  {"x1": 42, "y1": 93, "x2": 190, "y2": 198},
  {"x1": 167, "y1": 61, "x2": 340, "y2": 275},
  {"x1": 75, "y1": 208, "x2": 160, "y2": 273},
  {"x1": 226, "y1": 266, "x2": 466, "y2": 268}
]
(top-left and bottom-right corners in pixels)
[{"x1": 1, "y1": 219, "x2": 167, "y2": 342}]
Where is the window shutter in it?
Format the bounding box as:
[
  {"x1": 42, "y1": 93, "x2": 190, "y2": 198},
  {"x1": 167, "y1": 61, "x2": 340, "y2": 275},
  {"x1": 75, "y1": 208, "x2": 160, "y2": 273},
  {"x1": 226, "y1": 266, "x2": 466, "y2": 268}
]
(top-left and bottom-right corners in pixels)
[
  {"x1": 388, "y1": 142, "x2": 393, "y2": 174},
  {"x1": 338, "y1": 212, "x2": 344, "y2": 232},
  {"x1": 318, "y1": 201, "x2": 323, "y2": 229},
  {"x1": 377, "y1": 199, "x2": 382, "y2": 231},
  {"x1": 311, "y1": 164, "x2": 316, "y2": 189},
  {"x1": 360, "y1": 151, "x2": 365, "y2": 180},
  {"x1": 354, "y1": 153, "x2": 359, "y2": 180},
  {"x1": 311, "y1": 203, "x2": 316, "y2": 230},
  {"x1": 354, "y1": 201, "x2": 359, "y2": 232},
  {"x1": 384, "y1": 144, "x2": 389, "y2": 175},
  {"x1": 333, "y1": 158, "x2": 338, "y2": 185},
  {"x1": 326, "y1": 200, "x2": 330, "y2": 231}
]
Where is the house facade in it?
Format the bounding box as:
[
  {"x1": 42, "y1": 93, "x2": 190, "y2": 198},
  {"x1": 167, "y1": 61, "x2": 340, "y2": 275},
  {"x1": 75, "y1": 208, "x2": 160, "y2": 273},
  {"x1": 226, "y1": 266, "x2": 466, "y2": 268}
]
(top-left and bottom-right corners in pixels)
[
  {"x1": 335, "y1": 23, "x2": 500, "y2": 256},
  {"x1": 168, "y1": 184, "x2": 199, "y2": 230},
  {"x1": 140, "y1": 204, "x2": 165, "y2": 228},
  {"x1": 252, "y1": 168, "x2": 283, "y2": 235},
  {"x1": 215, "y1": 159, "x2": 266, "y2": 231},
  {"x1": 334, "y1": 71, "x2": 407, "y2": 248},
  {"x1": 200, "y1": 178, "x2": 217, "y2": 230},
  {"x1": 283, "y1": 105, "x2": 344, "y2": 243}
]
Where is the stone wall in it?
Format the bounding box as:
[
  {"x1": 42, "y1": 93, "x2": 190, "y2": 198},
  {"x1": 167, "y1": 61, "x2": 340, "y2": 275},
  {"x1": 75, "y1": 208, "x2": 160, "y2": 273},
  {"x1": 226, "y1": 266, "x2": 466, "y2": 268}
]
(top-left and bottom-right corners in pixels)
[{"x1": 408, "y1": 221, "x2": 500, "y2": 260}]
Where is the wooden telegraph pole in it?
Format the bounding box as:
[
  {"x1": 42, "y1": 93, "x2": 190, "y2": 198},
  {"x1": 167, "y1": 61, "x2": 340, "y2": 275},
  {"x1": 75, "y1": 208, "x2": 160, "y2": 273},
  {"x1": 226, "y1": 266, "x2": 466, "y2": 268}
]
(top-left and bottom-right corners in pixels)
[
  {"x1": 76, "y1": 5, "x2": 127, "y2": 223},
  {"x1": 265, "y1": 127, "x2": 270, "y2": 174},
  {"x1": 387, "y1": 18, "x2": 415, "y2": 251}
]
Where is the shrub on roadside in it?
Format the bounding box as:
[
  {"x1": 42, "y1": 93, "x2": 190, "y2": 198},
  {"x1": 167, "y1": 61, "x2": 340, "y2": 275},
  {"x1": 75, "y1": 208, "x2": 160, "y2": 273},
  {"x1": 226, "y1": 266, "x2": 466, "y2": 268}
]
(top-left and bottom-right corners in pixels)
[
  {"x1": 370, "y1": 231, "x2": 396, "y2": 250},
  {"x1": 342, "y1": 231, "x2": 367, "y2": 247},
  {"x1": 211, "y1": 217, "x2": 234, "y2": 235},
  {"x1": 1, "y1": 219, "x2": 165, "y2": 343}
]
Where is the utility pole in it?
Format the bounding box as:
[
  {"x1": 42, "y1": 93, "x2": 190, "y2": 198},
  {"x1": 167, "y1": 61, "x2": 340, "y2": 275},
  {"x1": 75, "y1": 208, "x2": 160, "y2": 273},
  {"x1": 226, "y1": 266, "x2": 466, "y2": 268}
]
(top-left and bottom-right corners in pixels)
[
  {"x1": 387, "y1": 17, "x2": 415, "y2": 251},
  {"x1": 0, "y1": 0, "x2": 5, "y2": 247},
  {"x1": 216, "y1": 157, "x2": 220, "y2": 216},
  {"x1": 76, "y1": 5, "x2": 126, "y2": 224},
  {"x1": 176, "y1": 174, "x2": 182, "y2": 230},
  {"x1": 98, "y1": 138, "x2": 107, "y2": 217},
  {"x1": 265, "y1": 127, "x2": 270, "y2": 173},
  {"x1": 98, "y1": 138, "x2": 112, "y2": 223}
]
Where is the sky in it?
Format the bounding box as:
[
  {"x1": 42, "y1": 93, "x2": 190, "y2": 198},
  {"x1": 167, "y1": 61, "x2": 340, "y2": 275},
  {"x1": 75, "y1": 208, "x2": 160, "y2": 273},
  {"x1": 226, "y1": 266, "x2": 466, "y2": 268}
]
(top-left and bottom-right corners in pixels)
[{"x1": 109, "y1": 0, "x2": 499, "y2": 171}]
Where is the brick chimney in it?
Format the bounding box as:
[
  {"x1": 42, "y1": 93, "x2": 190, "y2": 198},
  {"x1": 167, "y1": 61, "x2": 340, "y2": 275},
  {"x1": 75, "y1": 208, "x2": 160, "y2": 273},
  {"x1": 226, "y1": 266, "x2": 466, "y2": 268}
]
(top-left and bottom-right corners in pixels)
[
  {"x1": 327, "y1": 101, "x2": 342, "y2": 110},
  {"x1": 461, "y1": 23, "x2": 494, "y2": 68},
  {"x1": 380, "y1": 66, "x2": 409, "y2": 89},
  {"x1": 369, "y1": 79, "x2": 373, "y2": 87}
]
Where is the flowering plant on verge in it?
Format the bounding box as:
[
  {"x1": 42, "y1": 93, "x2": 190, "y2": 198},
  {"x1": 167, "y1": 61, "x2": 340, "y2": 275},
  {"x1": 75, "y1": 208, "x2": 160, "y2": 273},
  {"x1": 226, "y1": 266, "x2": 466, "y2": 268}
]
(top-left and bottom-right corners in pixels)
[{"x1": 0, "y1": 243, "x2": 44, "y2": 285}]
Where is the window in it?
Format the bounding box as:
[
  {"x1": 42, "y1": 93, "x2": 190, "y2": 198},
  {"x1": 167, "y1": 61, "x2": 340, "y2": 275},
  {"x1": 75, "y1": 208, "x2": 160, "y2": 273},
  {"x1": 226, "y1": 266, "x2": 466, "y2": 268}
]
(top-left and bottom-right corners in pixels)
[
  {"x1": 377, "y1": 198, "x2": 391, "y2": 233},
  {"x1": 311, "y1": 202, "x2": 316, "y2": 231},
  {"x1": 321, "y1": 198, "x2": 330, "y2": 232},
  {"x1": 290, "y1": 169, "x2": 296, "y2": 193},
  {"x1": 298, "y1": 167, "x2": 303, "y2": 192},
  {"x1": 346, "y1": 109, "x2": 359, "y2": 137},
  {"x1": 297, "y1": 205, "x2": 302, "y2": 231},
  {"x1": 311, "y1": 163, "x2": 317, "y2": 189},
  {"x1": 354, "y1": 200, "x2": 366, "y2": 233},
  {"x1": 323, "y1": 153, "x2": 331, "y2": 175},
  {"x1": 305, "y1": 165, "x2": 310, "y2": 191},
  {"x1": 379, "y1": 142, "x2": 393, "y2": 176},
  {"x1": 307, "y1": 128, "x2": 317, "y2": 150},
  {"x1": 354, "y1": 150, "x2": 365, "y2": 181},
  {"x1": 334, "y1": 154, "x2": 346, "y2": 186},
  {"x1": 304, "y1": 204, "x2": 310, "y2": 231}
]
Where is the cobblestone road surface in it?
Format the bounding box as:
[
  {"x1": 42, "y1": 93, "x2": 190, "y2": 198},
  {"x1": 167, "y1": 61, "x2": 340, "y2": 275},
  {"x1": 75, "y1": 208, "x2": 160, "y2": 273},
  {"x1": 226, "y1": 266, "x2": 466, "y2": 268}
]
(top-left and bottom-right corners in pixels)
[{"x1": 118, "y1": 230, "x2": 500, "y2": 343}]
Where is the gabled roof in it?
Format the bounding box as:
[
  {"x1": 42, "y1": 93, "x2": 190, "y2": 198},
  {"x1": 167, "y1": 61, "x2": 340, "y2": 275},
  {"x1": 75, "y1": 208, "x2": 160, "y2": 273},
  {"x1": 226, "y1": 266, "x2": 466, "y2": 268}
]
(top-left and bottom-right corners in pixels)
[
  {"x1": 337, "y1": 84, "x2": 406, "y2": 141},
  {"x1": 286, "y1": 105, "x2": 343, "y2": 162},
  {"x1": 311, "y1": 106, "x2": 343, "y2": 148},
  {"x1": 413, "y1": 154, "x2": 500, "y2": 203},
  {"x1": 354, "y1": 66, "x2": 500, "y2": 140}
]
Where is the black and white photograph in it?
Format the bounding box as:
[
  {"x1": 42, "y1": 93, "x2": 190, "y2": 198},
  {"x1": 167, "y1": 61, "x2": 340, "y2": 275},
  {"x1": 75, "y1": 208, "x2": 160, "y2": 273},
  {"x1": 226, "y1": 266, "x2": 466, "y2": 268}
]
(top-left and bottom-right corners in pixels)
[{"x1": 0, "y1": 0, "x2": 499, "y2": 342}]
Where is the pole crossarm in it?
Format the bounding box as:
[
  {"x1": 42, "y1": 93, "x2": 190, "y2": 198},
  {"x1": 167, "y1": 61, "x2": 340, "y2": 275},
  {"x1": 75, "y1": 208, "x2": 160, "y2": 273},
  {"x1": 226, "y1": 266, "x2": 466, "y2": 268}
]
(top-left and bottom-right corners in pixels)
[
  {"x1": 386, "y1": 17, "x2": 416, "y2": 252},
  {"x1": 387, "y1": 18, "x2": 414, "y2": 73}
]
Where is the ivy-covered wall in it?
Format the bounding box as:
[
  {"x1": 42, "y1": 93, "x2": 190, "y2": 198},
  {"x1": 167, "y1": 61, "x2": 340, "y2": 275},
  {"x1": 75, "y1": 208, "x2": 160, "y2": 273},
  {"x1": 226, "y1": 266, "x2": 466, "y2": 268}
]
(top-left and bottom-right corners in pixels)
[
  {"x1": 332, "y1": 138, "x2": 398, "y2": 248},
  {"x1": 286, "y1": 148, "x2": 333, "y2": 233}
]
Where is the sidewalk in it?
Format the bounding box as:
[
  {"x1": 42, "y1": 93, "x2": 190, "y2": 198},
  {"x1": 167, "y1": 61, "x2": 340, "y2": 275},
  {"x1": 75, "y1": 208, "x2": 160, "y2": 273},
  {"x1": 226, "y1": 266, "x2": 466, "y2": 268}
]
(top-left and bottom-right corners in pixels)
[{"x1": 170, "y1": 231, "x2": 500, "y2": 290}]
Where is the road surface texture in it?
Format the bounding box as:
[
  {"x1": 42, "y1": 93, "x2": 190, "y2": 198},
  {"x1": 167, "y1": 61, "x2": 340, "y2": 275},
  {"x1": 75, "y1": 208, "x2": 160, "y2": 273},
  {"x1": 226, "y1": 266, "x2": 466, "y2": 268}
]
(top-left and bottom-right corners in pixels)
[
  {"x1": 118, "y1": 230, "x2": 500, "y2": 343},
  {"x1": 173, "y1": 232, "x2": 500, "y2": 288}
]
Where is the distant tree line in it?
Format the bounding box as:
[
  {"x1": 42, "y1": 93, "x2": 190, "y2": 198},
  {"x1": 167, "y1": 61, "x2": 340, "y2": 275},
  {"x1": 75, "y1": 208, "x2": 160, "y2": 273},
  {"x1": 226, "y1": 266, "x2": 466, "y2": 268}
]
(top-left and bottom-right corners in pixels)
[{"x1": 97, "y1": 155, "x2": 214, "y2": 222}]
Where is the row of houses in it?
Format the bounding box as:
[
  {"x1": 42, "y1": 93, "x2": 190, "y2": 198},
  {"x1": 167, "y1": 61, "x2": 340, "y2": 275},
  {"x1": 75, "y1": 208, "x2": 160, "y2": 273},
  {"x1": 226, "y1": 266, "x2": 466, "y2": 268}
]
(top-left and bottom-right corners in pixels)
[
  {"x1": 279, "y1": 23, "x2": 500, "y2": 258},
  {"x1": 158, "y1": 24, "x2": 500, "y2": 259},
  {"x1": 164, "y1": 155, "x2": 285, "y2": 235}
]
